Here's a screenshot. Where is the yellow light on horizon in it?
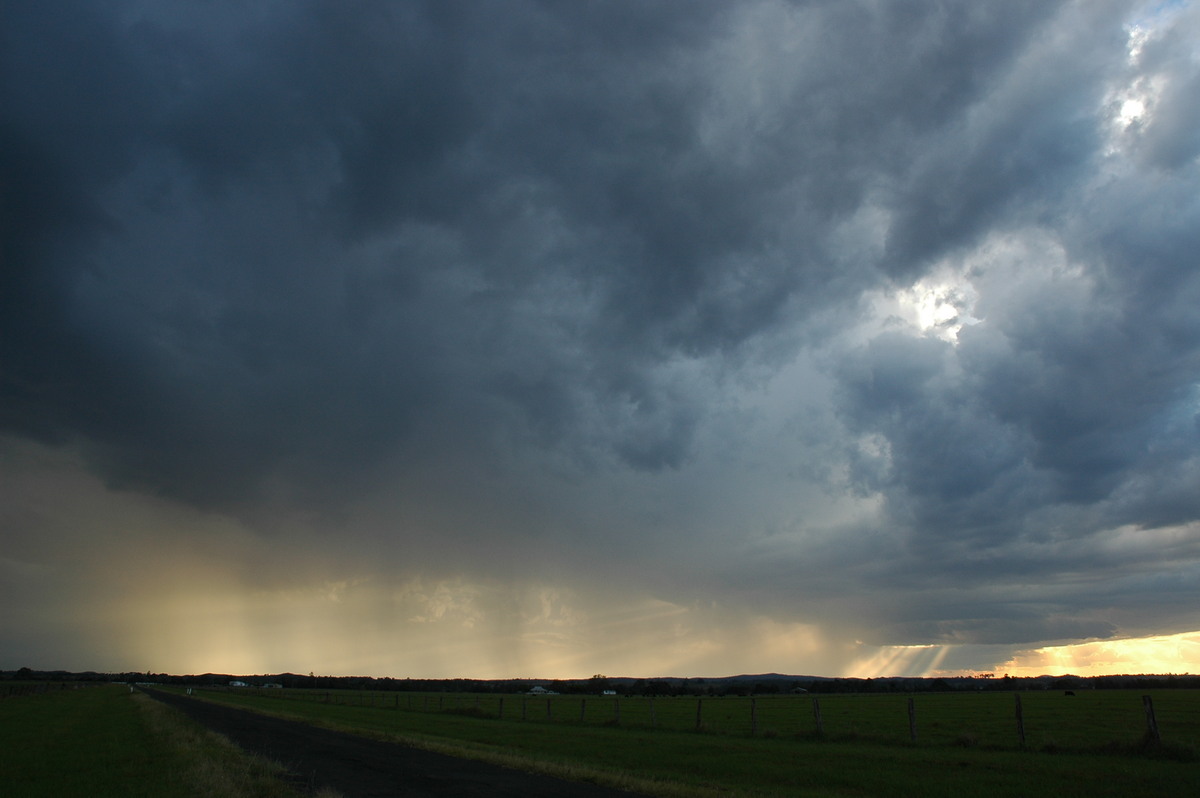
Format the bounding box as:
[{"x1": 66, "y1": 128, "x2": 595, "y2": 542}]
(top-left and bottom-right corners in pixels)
[
  {"x1": 843, "y1": 644, "x2": 951, "y2": 678},
  {"x1": 998, "y1": 631, "x2": 1200, "y2": 677}
]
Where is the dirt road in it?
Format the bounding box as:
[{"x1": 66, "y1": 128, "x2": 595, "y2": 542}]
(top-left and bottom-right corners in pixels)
[{"x1": 144, "y1": 689, "x2": 647, "y2": 797}]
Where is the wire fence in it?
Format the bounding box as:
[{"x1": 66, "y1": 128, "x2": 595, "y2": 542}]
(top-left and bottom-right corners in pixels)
[{"x1": 200, "y1": 686, "x2": 1200, "y2": 753}]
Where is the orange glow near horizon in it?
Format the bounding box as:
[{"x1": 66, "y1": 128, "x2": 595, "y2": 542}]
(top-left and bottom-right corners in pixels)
[
  {"x1": 844, "y1": 632, "x2": 1200, "y2": 680},
  {"x1": 994, "y1": 631, "x2": 1200, "y2": 678},
  {"x1": 7, "y1": 434, "x2": 1198, "y2": 680}
]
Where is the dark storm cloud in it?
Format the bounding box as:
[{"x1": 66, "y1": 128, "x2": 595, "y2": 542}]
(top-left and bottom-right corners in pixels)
[
  {"x1": 821, "y1": 0, "x2": 1200, "y2": 571},
  {"x1": 832, "y1": 220, "x2": 1200, "y2": 596},
  {"x1": 1128, "y1": 5, "x2": 1200, "y2": 169},
  {"x1": 1, "y1": 1, "x2": 722, "y2": 504},
  {"x1": 3, "y1": 0, "x2": 842, "y2": 505},
  {"x1": 4, "y1": 0, "x2": 1200, "y2": 671},
  {"x1": 828, "y1": 172, "x2": 1200, "y2": 646}
]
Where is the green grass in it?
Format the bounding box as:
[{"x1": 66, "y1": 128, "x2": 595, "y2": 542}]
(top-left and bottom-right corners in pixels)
[
  {"x1": 0, "y1": 684, "x2": 325, "y2": 798},
  {"x1": 174, "y1": 687, "x2": 1200, "y2": 797},
  {"x1": 209, "y1": 687, "x2": 1200, "y2": 751}
]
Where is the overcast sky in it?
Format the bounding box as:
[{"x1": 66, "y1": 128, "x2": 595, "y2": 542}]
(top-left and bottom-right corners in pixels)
[{"x1": 4, "y1": 0, "x2": 1200, "y2": 679}]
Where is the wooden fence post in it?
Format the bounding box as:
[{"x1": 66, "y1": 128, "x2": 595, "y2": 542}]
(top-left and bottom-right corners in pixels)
[
  {"x1": 1014, "y1": 693, "x2": 1025, "y2": 747},
  {"x1": 695, "y1": 698, "x2": 704, "y2": 731},
  {"x1": 1143, "y1": 695, "x2": 1161, "y2": 743},
  {"x1": 812, "y1": 696, "x2": 823, "y2": 736},
  {"x1": 580, "y1": 698, "x2": 587, "y2": 722},
  {"x1": 546, "y1": 698, "x2": 553, "y2": 721},
  {"x1": 907, "y1": 697, "x2": 917, "y2": 742},
  {"x1": 498, "y1": 697, "x2": 504, "y2": 719}
]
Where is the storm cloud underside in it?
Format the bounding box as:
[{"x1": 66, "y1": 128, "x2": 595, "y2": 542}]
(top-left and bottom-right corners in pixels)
[{"x1": 3, "y1": 0, "x2": 1200, "y2": 677}]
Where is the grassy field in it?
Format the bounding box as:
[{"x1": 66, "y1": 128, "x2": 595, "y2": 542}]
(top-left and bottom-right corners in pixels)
[
  {"x1": 175, "y1": 686, "x2": 1200, "y2": 797},
  {"x1": 0, "y1": 684, "x2": 326, "y2": 798},
  {"x1": 201, "y1": 686, "x2": 1200, "y2": 751}
]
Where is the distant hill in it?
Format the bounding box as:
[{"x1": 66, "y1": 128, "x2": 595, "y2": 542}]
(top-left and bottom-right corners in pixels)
[{"x1": 5, "y1": 668, "x2": 1199, "y2": 694}]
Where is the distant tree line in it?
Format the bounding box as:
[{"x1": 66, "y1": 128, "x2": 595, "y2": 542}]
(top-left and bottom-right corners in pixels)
[{"x1": 5, "y1": 668, "x2": 1199, "y2": 693}]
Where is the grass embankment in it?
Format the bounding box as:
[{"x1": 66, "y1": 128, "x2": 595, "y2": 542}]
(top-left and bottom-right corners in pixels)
[
  {"x1": 176, "y1": 687, "x2": 1200, "y2": 798},
  {"x1": 0, "y1": 684, "x2": 335, "y2": 798}
]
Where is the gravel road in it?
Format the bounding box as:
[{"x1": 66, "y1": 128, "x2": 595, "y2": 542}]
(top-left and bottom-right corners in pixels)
[{"x1": 143, "y1": 689, "x2": 649, "y2": 798}]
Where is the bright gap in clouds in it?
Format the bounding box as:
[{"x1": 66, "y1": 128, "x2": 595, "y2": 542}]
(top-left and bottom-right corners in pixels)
[
  {"x1": 845, "y1": 633, "x2": 1200, "y2": 679},
  {"x1": 862, "y1": 264, "x2": 982, "y2": 345},
  {"x1": 1102, "y1": 7, "x2": 1185, "y2": 153},
  {"x1": 997, "y1": 631, "x2": 1200, "y2": 678},
  {"x1": 902, "y1": 277, "x2": 980, "y2": 342},
  {"x1": 1119, "y1": 97, "x2": 1147, "y2": 123}
]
